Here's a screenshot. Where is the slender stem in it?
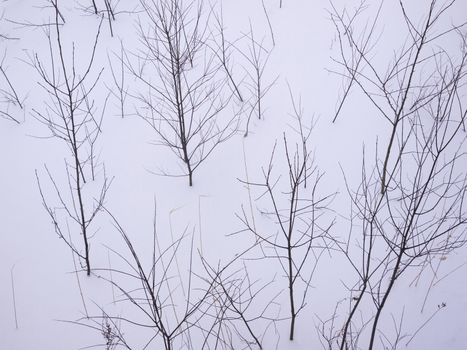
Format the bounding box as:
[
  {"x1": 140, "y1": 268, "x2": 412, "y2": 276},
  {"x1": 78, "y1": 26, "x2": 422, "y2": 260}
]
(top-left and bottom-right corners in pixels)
[{"x1": 10, "y1": 265, "x2": 18, "y2": 330}]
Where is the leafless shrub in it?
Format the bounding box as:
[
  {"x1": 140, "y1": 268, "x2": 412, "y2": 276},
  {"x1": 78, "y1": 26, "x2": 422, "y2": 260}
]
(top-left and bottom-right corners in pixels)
[
  {"x1": 323, "y1": 1, "x2": 467, "y2": 348},
  {"x1": 238, "y1": 23, "x2": 277, "y2": 137},
  {"x1": 33, "y1": 4, "x2": 111, "y2": 276},
  {"x1": 127, "y1": 0, "x2": 237, "y2": 186},
  {"x1": 237, "y1": 96, "x2": 335, "y2": 340},
  {"x1": 83, "y1": 205, "x2": 272, "y2": 350}
]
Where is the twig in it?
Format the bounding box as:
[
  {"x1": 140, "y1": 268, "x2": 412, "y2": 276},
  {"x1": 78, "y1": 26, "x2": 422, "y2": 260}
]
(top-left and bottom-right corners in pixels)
[{"x1": 11, "y1": 264, "x2": 18, "y2": 330}]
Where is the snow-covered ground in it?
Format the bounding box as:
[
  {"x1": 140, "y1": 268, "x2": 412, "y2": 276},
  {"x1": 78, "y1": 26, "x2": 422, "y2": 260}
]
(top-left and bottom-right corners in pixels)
[{"x1": 1, "y1": 1, "x2": 467, "y2": 349}]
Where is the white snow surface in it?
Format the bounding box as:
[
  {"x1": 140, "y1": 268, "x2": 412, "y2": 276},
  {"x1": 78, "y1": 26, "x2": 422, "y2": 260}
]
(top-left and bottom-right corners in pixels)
[{"x1": 1, "y1": 0, "x2": 467, "y2": 349}]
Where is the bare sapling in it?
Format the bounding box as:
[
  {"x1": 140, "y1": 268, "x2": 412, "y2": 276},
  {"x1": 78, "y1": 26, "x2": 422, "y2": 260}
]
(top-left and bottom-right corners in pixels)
[
  {"x1": 237, "y1": 95, "x2": 335, "y2": 340},
  {"x1": 237, "y1": 22, "x2": 277, "y2": 137},
  {"x1": 128, "y1": 0, "x2": 238, "y2": 186},
  {"x1": 33, "y1": 4, "x2": 111, "y2": 276},
  {"x1": 324, "y1": 1, "x2": 467, "y2": 348}
]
